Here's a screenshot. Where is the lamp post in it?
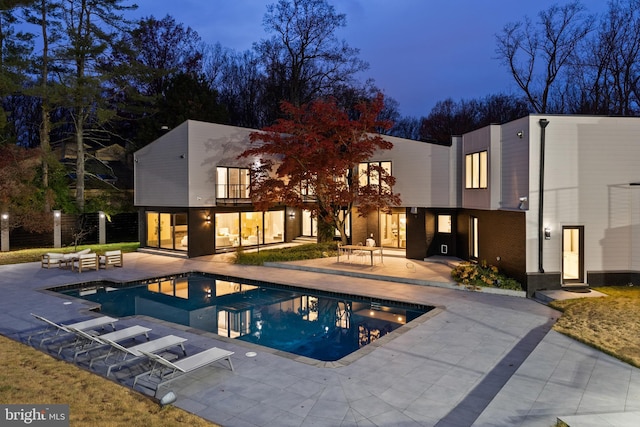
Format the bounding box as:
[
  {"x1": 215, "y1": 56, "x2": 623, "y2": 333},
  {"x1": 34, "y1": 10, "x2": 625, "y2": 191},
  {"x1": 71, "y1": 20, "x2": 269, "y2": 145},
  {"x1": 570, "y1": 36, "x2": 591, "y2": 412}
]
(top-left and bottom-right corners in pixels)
[
  {"x1": 1, "y1": 213, "x2": 8, "y2": 252},
  {"x1": 54, "y1": 211, "x2": 61, "y2": 248},
  {"x1": 256, "y1": 226, "x2": 260, "y2": 253}
]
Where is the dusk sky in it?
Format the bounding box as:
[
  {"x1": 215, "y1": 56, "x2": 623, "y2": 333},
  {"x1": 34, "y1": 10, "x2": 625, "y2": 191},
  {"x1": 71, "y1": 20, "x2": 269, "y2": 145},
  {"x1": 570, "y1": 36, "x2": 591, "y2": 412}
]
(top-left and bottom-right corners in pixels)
[{"x1": 133, "y1": 0, "x2": 609, "y2": 117}]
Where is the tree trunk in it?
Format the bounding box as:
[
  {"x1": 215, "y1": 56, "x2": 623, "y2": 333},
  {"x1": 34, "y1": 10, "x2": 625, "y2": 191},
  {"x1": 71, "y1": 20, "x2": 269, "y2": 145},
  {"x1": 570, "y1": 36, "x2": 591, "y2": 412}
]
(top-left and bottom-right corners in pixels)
[
  {"x1": 316, "y1": 209, "x2": 335, "y2": 243},
  {"x1": 75, "y1": 120, "x2": 85, "y2": 211},
  {"x1": 39, "y1": 0, "x2": 52, "y2": 212}
]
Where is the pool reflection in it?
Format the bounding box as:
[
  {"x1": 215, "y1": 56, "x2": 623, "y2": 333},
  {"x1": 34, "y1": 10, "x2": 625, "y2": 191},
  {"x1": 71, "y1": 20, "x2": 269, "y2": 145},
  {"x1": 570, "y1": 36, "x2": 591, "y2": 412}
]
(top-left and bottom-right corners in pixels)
[{"x1": 56, "y1": 273, "x2": 432, "y2": 361}]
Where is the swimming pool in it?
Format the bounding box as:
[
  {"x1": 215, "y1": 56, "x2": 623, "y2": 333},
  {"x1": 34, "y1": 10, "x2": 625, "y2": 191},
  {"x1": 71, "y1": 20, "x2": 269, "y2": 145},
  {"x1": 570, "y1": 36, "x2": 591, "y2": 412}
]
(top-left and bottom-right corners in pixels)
[{"x1": 53, "y1": 272, "x2": 433, "y2": 361}]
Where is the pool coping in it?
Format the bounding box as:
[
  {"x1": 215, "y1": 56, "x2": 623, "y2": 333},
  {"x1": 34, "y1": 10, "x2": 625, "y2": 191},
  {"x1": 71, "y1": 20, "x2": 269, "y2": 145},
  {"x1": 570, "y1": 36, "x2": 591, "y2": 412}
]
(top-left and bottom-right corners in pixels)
[{"x1": 42, "y1": 270, "x2": 445, "y2": 368}]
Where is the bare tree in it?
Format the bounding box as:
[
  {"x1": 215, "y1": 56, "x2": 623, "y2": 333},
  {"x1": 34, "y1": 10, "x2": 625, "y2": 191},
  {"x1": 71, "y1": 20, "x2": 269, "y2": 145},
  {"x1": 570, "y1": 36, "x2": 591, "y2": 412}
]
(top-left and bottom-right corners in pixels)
[
  {"x1": 495, "y1": 0, "x2": 594, "y2": 113},
  {"x1": 255, "y1": 0, "x2": 368, "y2": 123},
  {"x1": 567, "y1": 0, "x2": 640, "y2": 115}
]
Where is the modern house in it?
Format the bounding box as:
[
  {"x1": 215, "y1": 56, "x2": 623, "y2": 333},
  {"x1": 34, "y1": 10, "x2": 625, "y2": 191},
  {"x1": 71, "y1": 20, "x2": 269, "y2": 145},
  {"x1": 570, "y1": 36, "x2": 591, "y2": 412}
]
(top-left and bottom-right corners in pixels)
[
  {"x1": 134, "y1": 116, "x2": 640, "y2": 296},
  {"x1": 455, "y1": 115, "x2": 640, "y2": 295}
]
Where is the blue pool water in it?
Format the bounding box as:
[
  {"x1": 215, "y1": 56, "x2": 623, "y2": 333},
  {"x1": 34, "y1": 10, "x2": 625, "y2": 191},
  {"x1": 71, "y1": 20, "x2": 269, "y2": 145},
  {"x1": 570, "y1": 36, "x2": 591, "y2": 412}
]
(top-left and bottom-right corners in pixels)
[{"x1": 53, "y1": 272, "x2": 433, "y2": 361}]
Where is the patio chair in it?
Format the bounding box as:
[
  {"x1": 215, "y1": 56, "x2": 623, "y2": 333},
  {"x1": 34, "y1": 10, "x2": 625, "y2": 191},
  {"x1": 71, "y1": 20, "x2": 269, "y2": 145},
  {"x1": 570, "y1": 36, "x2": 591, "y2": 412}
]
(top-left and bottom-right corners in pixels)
[
  {"x1": 354, "y1": 242, "x2": 368, "y2": 264},
  {"x1": 40, "y1": 252, "x2": 65, "y2": 269},
  {"x1": 74, "y1": 253, "x2": 99, "y2": 272},
  {"x1": 62, "y1": 248, "x2": 92, "y2": 269},
  {"x1": 99, "y1": 250, "x2": 123, "y2": 268},
  {"x1": 65, "y1": 325, "x2": 152, "y2": 361},
  {"x1": 89, "y1": 334, "x2": 188, "y2": 377},
  {"x1": 133, "y1": 347, "x2": 234, "y2": 389},
  {"x1": 28, "y1": 313, "x2": 118, "y2": 347}
]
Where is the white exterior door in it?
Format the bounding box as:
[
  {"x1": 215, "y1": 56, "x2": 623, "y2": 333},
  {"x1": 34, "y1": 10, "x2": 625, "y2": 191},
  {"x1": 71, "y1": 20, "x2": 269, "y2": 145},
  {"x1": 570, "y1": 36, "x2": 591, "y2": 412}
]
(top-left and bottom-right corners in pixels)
[{"x1": 562, "y1": 226, "x2": 584, "y2": 284}]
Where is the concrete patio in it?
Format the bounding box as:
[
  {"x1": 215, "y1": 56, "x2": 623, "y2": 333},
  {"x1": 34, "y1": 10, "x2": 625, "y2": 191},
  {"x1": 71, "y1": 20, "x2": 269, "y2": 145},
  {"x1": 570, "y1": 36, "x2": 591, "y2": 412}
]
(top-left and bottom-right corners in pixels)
[{"x1": 0, "y1": 250, "x2": 638, "y2": 426}]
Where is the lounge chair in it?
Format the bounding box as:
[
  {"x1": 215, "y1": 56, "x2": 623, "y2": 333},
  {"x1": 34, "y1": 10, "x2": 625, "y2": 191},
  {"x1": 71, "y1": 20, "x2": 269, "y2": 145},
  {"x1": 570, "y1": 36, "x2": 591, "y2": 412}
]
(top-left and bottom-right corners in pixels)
[
  {"x1": 62, "y1": 248, "x2": 92, "y2": 268},
  {"x1": 28, "y1": 313, "x2": 118, "y2": 347},
  {"x1": 133, "y1": 347, "x2": 234, "y2": 388},
  {"x1": 89, "y1": 335, "x2": 188, "y2": 377},
  {"x1": 41, "y1": 253, "x2": 66, "y2": 269},
  {"x1": 65, "y1": 325, "x2": 151, "y2": 361},
  {"x1": 74, "y1": 253, "x2": 99, "y2": 272},
  {"x1": 99, "y1": 250, "x2": 123, "y2": 268}
]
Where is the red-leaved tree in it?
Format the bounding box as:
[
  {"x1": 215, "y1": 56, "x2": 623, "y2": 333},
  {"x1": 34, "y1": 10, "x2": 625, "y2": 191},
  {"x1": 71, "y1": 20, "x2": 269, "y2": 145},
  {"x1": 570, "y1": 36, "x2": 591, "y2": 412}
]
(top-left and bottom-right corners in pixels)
[{"x1": 240, "y1": 93, "x2": 401, "y2": 243}]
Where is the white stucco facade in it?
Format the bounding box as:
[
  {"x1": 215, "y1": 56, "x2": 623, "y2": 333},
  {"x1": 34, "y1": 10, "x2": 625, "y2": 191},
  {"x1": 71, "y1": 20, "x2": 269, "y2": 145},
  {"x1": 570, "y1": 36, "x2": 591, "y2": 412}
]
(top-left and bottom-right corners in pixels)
[{"x1": 521, "y1": 115, "x2": 640, "y2": 277}]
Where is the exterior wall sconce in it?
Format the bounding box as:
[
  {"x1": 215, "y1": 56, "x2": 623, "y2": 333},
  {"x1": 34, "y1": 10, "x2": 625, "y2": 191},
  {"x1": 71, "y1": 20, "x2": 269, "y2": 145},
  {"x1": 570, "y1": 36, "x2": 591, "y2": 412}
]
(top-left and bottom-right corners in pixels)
[
  {"x1": 518, "y1": 196, "x2": 527, "y2": 210},
  {"x1": 517, "y1": 130, "x2": 524, "y2": 139},
  {"x1": 205, "y1": 215, "x2": 211, "y2": 224},
  {"x1": 288, "y1": 211, "x2": 295, "y2": 219},
  {"x1": 544, "y1": 227, "x2": 551, "y2": 240}
]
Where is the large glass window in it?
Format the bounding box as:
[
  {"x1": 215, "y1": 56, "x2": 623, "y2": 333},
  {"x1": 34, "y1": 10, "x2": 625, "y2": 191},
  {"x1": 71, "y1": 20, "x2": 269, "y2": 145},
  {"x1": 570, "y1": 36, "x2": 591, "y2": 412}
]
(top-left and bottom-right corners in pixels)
[
  {"x1": 470, "y1": 216, "x2": 479, "y2": 259},
  {"x1": 215, "y1": 212, "x2": 240, "y2": 247},
  {"x1": 359, "y1": 161, "x2": 392, "y2": 192},
  {"x1": 241, "y1": 212, "x2": 261, "y2": 245},
  {"x1": 146, "y1": 211, "x2": 187, "y2": 251},
  {"x1": 465, "y1": 151, "x2": 487, "y2": 189},
  {"x1": 381, "y1": 212, "x2": 406, "y2": 248},
  {"x1": 302, "y1": 210, "x2": 317, "y2": 237},
  {"x1": 264, "y1": 211, "x2": 284, "y2": 244},
  {"x1": 215, "y1": 210, "x2": 285, "y2": 248},
  {"x1": 217, "y1": 167, "x2": 250, "y2": 198},
  {"x1": 438, "y1": 215, "x2": 452, "y2": 233}
]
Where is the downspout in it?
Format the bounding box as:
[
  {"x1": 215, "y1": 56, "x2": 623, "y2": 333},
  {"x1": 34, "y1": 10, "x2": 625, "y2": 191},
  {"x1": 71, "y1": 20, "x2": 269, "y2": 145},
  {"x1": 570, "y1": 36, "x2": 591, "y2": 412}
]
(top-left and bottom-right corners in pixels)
[{"x1": 538, "y1": 119, "x2": 549, "y2": 273}]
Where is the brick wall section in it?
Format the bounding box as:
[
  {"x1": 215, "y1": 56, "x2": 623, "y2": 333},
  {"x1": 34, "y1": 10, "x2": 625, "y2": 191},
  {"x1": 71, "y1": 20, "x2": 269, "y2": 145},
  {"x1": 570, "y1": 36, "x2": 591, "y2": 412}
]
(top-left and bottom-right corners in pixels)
[{"x1": 456, "y1": 209, "x2": 527, "y2": 286}]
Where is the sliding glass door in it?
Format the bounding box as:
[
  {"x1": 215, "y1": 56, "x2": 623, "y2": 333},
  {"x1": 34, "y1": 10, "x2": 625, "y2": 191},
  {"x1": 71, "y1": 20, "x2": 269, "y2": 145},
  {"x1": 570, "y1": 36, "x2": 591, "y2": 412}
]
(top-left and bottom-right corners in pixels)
[{"x1": 146, "y1": 212, "x2": 188, "y2": 251}]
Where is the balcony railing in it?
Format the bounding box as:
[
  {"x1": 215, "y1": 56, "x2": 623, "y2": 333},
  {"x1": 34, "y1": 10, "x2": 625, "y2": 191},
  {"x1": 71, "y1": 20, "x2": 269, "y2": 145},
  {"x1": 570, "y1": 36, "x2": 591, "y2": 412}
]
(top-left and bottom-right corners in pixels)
[{"x1": 216, "y1": 184, "x2": 251, "y2": 205}]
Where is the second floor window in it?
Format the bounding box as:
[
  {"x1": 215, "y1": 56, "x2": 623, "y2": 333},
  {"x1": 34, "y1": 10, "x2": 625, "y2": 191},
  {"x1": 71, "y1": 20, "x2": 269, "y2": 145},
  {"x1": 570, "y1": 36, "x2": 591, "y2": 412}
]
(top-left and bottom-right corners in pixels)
[
  {"x1": 359, "y1": 161, "x2": 392, "y2": 192},
  {"x1": 465, "y1": 151, "x2": 488, "y2": 189},
  {"x1": 217, "y1": 167, "x2": 250, "y2": 198}
]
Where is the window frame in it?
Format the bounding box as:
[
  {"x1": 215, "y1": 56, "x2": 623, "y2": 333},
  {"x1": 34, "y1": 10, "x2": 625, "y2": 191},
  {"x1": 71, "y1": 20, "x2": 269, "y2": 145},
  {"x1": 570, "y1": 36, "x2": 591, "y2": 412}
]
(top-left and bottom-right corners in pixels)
[
  {"x1": 217, "y1": 167, "x2": 250, "y2": 199},
  {"x1": 470, "y1": 216, "x2": 479, "y2": 259},
  {"x1": 465, "y1": 151, "x2": 488, "y2": 189},
  {"x1": 358, "y1": 161, "x2": 392, "y2": 193}
]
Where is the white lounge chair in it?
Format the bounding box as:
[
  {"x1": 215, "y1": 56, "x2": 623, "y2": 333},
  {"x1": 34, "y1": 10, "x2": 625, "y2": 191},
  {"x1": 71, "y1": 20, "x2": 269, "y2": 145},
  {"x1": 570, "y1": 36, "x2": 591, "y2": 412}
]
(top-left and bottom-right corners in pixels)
[
  {"x1": 89, "y1": 335, "x2": 188, "y2": 377},
  {"x1": 28, "y1": 313, "x2": 118, "y2": 347},
  {"x1": 41, "y1": 252, "x2": 66, "y2": 268},
  {"x1": 99, "y1": 250, "x2": 123, "y2": 268},
  {"x1": 134, "y1": 347, "x2": 234, "y2": 388},
  {"x1": 66, "y1": 325, "x2": 151, "y2": 361}
]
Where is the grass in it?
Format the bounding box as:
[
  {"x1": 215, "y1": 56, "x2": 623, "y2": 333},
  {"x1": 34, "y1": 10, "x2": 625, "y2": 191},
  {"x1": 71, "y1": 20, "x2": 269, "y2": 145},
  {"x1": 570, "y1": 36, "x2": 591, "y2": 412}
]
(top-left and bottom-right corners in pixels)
[
  {"x1": 0, "y1": 335, "x2": 217, "y2": 427},
  {"x1": 234, "y1": 241, "x2": 338, "y2": 265},
  {"x1": 550, "y1": 285, "x2": 640, "y2": 369},
  {"x1": 0, "y1": 242, "x2": 139, "y2": 266}
]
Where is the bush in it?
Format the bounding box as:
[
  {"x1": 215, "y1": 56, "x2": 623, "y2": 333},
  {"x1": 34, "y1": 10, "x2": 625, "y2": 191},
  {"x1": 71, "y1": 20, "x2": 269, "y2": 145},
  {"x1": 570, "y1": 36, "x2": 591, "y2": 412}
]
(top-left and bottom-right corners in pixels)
[
  {"x1": 234, "y1": 242, "x2": 337, "y2": 265},
  {"x1": 451, "y1": 260, "x2": 523, "y2": 291}
]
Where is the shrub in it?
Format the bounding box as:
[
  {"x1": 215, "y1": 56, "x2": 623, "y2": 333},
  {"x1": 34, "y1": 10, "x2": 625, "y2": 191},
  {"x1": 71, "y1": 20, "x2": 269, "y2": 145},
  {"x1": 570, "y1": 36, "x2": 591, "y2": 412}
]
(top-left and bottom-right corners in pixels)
[
  {"x1": 234, "y1": 242, "x2": 338, "y2": 265},
  {"x1": 451, "y1": 260, "x2": 523, "y2": 291}
]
